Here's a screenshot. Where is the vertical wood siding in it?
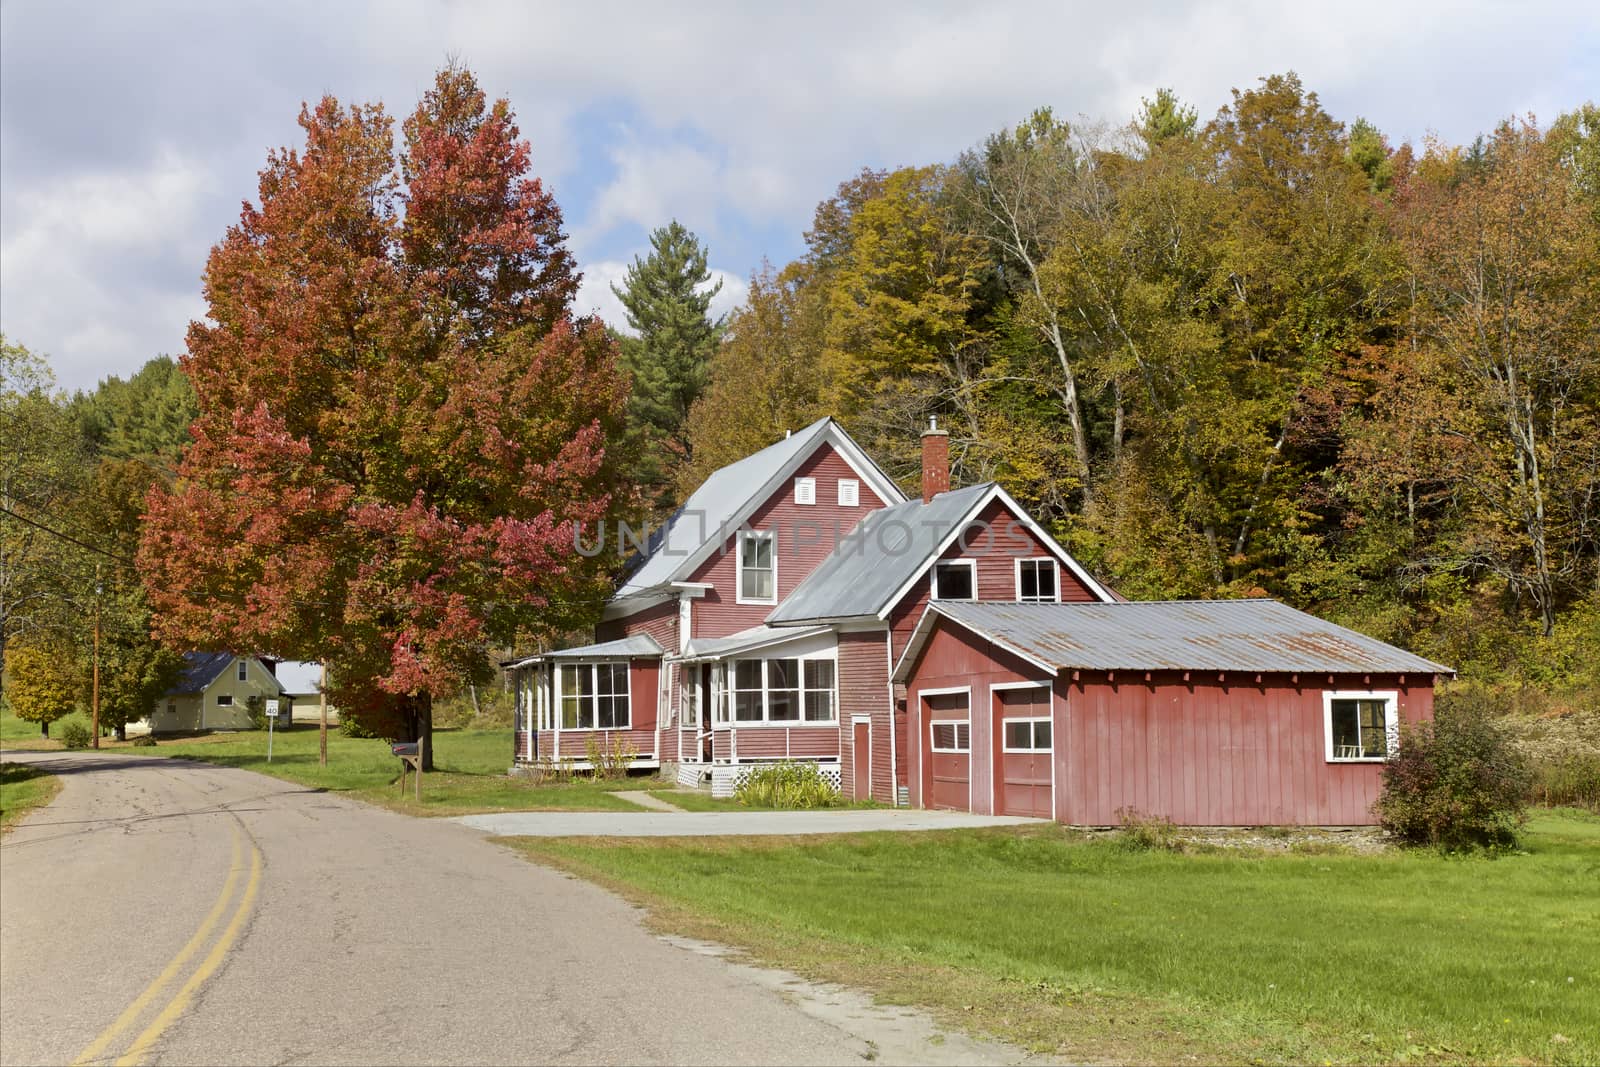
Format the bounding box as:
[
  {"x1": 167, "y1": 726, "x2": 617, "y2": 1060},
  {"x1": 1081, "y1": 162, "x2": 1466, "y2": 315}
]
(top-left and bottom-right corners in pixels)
[
  {"x1": 687, "y1": 444, "x2": 886, "y2": 638},
  {"x1": 837, "y1": 629, "x2": 895, "y2": 803}
]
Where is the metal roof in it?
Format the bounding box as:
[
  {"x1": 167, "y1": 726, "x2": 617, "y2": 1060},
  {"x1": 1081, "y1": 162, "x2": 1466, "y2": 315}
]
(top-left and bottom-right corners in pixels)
[
  {"x1": 893, "y1": 600, "x2": 1452, "y2": 681},
  {"x1": 765, "y1": 483, "x2": 994, "y2": 623},
  {"x1": 506, "y1": 634, "x2": 664, "y2": 668},
  {"x1": 612, "y1": 417, "x2": 904, "y2": 601},
  {"x1": 164, "y1": 652, "x2": 238, "y2": 696},
  {"x1": 274, "y1": 660, "x2": 323, "y2": 695},
  {"x1": 681, "y1": 625, "x2": 833, "y2": 660}
]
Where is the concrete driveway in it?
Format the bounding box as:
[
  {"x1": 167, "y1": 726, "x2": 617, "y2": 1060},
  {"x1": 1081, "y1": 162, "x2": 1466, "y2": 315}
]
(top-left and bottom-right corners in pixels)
[{"x1": 455, "y1": 808, "x2": 1046, "y2": 836}]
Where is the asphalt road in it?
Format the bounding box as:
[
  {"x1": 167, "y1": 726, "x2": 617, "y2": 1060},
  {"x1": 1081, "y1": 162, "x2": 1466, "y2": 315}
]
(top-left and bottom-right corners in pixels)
[{"x1": 0, "y1": 752, "x2": 1031, "y2": 1066}]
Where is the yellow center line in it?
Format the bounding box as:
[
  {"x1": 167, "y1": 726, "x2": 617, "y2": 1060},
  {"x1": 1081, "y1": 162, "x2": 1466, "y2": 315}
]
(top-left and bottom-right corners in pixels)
[
  {"x1": 115, "y1": 838, "x2": 263, "y2": 1066},
  {"x1": 72, "y1": 829, "x2": 245, "y2": 1066}
]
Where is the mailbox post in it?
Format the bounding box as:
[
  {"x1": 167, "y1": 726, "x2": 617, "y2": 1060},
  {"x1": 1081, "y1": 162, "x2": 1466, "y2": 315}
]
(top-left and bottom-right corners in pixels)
[{"x1": 392, "y1": 741, "x2": 422, "y2": 802}]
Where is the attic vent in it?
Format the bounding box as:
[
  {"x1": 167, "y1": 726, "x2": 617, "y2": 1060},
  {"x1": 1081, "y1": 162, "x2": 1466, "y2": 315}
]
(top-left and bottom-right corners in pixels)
[{"x1": 794, "y1": 477, "x2": 816, "y2": 505}]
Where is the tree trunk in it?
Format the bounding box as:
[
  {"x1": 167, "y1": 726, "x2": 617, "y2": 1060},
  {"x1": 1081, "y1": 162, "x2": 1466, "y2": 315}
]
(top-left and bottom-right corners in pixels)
[
  {"x1": 114, "y1": 723, "x2": 127, "y2": 742},
  {"x1": 41, "y1": 721, "x2": 49, "y2": 738},
  {"x1": 468, "y1": 682, "x2": 482, "y2": 719}
]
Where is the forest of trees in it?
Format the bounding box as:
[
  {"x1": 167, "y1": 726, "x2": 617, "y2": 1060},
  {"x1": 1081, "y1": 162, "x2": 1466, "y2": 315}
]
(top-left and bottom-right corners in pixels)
[{"x1": 680, "y1": 76, "x2": 1600, "y2": 689}]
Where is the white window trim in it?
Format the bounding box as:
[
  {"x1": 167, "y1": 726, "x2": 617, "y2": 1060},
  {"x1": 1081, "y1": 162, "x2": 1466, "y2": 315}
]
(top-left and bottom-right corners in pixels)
[
  {"x1": 554, "y1": 660, "x2": 633, "y2": 732},
  {"x1": 1000, "y1": 717, "x2": 1053, "y2": 753},
  {"x1": 837, "y1": 478, "x2": 860, "y2": 507},
  {"x1": 929, "y1": 719, "x2": 971, "y2": 753},
  {"x1": 215, "y1": 694, "x2": 233, "y2": 706},
  {"x1": 794, "y1": 477, "x2": 816, "y2": 505},
  {"x1": 735, "y1": 530, "x2": 778, "y2": 605},
  {"x1": 1322, "y1": 690, "x2": 1399, "y2": 762},
  {"x1": 930, "y1": 559, "x2": 977, "y2": 602},
  {"x1": 237, "y1": 659, "x2": 248, "y2": 681},
  {"x1": 726, "y1": 653, "x2": 838, "y2": 726},
  {"x1": 1014, "y1": 557, "x2": 1061, "y2": 603}
]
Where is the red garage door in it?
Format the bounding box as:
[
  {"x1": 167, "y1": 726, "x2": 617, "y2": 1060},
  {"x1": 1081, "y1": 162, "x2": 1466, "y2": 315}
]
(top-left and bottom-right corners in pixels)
[
  {"x1": 924, "y1": 692, "x2": 970, "y2": 811},
  {"x1": 996, "y1": 687, "x2": 1052, "y2": 818}
]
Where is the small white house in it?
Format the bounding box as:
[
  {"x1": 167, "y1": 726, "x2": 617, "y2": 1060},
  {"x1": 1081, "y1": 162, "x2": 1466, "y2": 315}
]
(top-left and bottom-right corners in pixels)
[
  {"x1": 149, "y1": 653, "x2": 286, "y2": 733},
  {"x1": 275, "y1": 660, "x2": 338, "y2": 723}
]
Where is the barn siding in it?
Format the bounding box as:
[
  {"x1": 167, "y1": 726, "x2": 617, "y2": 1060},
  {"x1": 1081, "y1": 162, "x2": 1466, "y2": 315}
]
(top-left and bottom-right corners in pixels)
[
  {"x1": 688, "y1": 445, "x2": 887, "y2": 639},
  {"x1": 837, "y1": 629, "x2": 894, "y2": 803}
]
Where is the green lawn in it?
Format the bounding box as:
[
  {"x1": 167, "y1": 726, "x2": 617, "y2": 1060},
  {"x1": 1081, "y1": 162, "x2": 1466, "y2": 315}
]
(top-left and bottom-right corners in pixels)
[
  {"x1": 512, "y1": 811, "x2": 1600, "y2": 1065},
  {"x1": 0, "y1": 763, "x2": 61, "y2": 832},
  {"x1": 0, "y1": 708, "x2": 649, "y2": 814}
]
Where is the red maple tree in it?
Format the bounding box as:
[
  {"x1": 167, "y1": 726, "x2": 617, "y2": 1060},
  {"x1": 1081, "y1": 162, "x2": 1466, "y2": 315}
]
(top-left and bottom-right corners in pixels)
[{"x1": 140, "y1": 66, "x2": 631, "y2": 766}]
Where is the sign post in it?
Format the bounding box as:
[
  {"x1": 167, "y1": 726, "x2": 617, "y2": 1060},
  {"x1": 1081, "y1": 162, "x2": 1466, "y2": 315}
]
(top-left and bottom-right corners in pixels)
[{"x1": 266, "y1": 698, "x2": 280, "y2": 762}]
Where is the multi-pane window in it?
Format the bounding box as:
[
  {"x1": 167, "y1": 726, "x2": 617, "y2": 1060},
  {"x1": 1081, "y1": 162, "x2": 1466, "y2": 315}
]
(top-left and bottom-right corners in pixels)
[
  {"x1": 237, "y1": 660, "x2": 248, "y2": 681},
  {"x1": 1325, "y1": 693, "x2": 1395, "y2": 761},
  {"x1": 794, "y1": 477, "x2": 816, "y2": 505},
  {"x1": 1017, "y1": 559, "x2": 1058, "y2": 602},
  {"x1": 1003, "y1": 719, "x2": 1052, "y2": 751},
  {"x1": 558, "y1": 662, "x2": 630, "y2": 730},
  {"x1": 837, "y1": 479, "x2": 860, "y2": 507},
  {"x1": 738, "y1": 531, "x2": 776, "y2": 603},
  {"x1": 216, "y1": 694, "x2": 233, "y2": 706},
  {"x1": 727, "y1": 657, "x2": 837, "y2": 723},
  {"x1": 930, "y1": 721, "x2": 971, "y2": 752},
  {"x1": 932, "y1": 560, "x2": 976, "y2": 601}
]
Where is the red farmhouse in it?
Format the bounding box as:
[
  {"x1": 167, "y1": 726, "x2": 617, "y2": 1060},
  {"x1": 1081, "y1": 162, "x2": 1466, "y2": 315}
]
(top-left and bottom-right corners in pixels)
[{"x1": 508, "y1": 418, "x2": 1448, "y2": 825}]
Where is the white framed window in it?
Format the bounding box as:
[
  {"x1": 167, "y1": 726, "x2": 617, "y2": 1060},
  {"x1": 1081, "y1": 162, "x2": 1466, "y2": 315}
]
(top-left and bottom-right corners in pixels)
[
  {"x1": 216, "y1": 694, "x2": 233, "y2": 706},
  {"x1": 736, "y1": 530, "x2": 777, "y2": 604},
  {"x1": 930, "y1": 721, "x2": 971, "y2": 752},
  {"x1": 166, "y1": 702, "x2": 176, "y2": 715},
  {"x1": 726, "y1": 656, "x2": 837, "y2": 724},
  {"x1": 837, "y1": 479, "x2": 860, "y2": 507},
  {"x1": 1015, "y1": 558, "x2": 1059, "y2": 603},
  {"x1": 237, "y1": 660, "x2": 248, "y2": 681},
  {"x1": 932, "y1": 559, "x2": 976, "y2": 601},
  {"x1": 1002, "y1": 718, "x2": 1052, "y2": 752},
  {"x1": 1323, "y1": 691, "x2": 1398, "y2": 762},
  {"x1": 794, "y1": 477, "x2": 816, "y2": 505},
  {"x1": 557, "y1": 662, "x2": 631, "y2": 730}
]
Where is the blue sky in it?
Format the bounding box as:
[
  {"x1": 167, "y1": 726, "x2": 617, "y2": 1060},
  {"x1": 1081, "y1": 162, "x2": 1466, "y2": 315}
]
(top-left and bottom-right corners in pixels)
[{"x1": 3, "y1": 0, "x2": 1596, "y2": 392}]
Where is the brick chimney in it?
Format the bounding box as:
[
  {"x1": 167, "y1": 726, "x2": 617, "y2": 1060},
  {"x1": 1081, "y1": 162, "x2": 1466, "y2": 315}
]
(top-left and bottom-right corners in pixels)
[{"x1": 920, "y1": 416, "x2": 950, "y2": 502}]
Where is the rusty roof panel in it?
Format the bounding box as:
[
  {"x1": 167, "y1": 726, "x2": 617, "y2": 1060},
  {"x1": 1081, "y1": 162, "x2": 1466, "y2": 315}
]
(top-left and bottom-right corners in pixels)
[{"x1": 922, "y1": 600, "x2": 1451, "y2": 676}]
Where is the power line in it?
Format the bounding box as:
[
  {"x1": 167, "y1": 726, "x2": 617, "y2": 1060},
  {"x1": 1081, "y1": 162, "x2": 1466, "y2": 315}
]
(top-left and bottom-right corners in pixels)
[{"x1": 0, "y1": 501, "x2": 135, "y2": 565}]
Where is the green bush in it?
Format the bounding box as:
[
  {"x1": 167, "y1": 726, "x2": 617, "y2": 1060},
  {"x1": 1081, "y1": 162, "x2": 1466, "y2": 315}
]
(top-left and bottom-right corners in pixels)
[
  {"x1": 1375, "y1": 701, "x2": 1532, "y2": 850},
  {"x1": 339, "y1": 715, "x2": 380, "y2": 739},
  {"x1": 131, "y1": 732, "x2": 158, "y2": 747},
  {"x1": 733, "y1": 761, "x2": 842, "y2": 809},
  {"x1": 1112, "y1": 808, "x2": 1184, "y2": 852},
  {"x1": 59, "y1": 721, "x2": 92, "y2": 749}
]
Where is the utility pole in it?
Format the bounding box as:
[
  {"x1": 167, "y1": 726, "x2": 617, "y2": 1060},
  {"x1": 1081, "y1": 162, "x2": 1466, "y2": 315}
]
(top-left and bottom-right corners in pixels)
[
  {"x1": 319, "y1": 662, "x2": 328, "y2": 767},
  {"x1": 91, "y1": 563, "x2": 102, "y2": 749}
]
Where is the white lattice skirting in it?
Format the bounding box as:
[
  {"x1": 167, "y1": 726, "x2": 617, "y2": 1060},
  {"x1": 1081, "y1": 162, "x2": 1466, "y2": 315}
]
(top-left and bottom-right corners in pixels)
[{"x1": 706, "y1": 760, "x2": 842, "y2": 799}]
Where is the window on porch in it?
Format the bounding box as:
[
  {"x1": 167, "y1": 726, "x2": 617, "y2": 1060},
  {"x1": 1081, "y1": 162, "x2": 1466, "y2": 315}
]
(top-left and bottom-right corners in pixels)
[
  {"x1": 727, "y1": 657, "x2": 836, "y2": 724},
  {"x1": 557, "y1": 662, "x2": 630, "y2": 730}
]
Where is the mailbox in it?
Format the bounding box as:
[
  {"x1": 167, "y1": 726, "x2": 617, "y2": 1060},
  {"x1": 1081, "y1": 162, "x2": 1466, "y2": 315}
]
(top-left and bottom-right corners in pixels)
[{"x1": 391, "y1": 742, "x2": 420, "y2": 758}]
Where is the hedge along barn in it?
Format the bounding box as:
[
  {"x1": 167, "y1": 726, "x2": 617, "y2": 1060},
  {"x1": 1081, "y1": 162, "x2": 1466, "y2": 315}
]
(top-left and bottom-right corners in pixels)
[{"x1": 893, "y1": 600, "x2": 1452, "y2": 826}]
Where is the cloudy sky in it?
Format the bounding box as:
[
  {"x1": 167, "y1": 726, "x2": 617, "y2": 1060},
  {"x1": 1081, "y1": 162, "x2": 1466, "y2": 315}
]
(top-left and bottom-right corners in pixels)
[{"x1": 3, "y1": 0, "x2": 1596, "y2": 392}]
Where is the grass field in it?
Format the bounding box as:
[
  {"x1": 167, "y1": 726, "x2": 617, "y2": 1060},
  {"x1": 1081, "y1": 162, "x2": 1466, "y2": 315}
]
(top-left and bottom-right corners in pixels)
[
  {"x1": 513, "y1": 811, "x2": 1600, "y2": 1065},
  {"x1": 0, "y1": 763, "x2": 62, "y2": 832},
  {"x1": 0, "y1": 708, "x2": 649, "y2": 814}
]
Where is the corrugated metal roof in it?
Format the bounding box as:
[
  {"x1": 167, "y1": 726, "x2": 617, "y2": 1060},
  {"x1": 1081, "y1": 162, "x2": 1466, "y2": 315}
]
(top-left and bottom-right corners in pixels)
[
  {"x1": 681, "y1": 625, "x2": 832, "y2": 660},
  {"x1": 766, "y1": 483, "x2": 994, "y2": 623},
  {"x1": 507, "y1": 634, "x2": 664, "y2": 668},
  {"x1": 896, "y1": 600, "x2": 1451, "y2": 679},
  {"x1": 614, "y1": 418, "x2": 840, "y2": 598},
  {"x1": 164, "y1": 652, "x2": 237, "y2": 696}
]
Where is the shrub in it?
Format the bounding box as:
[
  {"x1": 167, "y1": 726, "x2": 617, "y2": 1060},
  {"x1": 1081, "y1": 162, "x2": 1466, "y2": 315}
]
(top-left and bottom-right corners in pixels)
[
  {"x1": 1112, "y1": 808, "x2": 1183, "y2": 852},
  {"x1": 733, "y1": 761, "x2": 842, "y2": 809},
  {"x1": 339, "y1": 715, "x2": 380, "y2": 739},
  {"x1": 1375, "y1": 702, "x2": 1532, "y2": 850},
  {"x1": 131, "y1": 733, "x2": 158, "y2": 747},
  {"x1": 59, "y1": 721, "x2": 93, "y2": 749},
  {"x1": 585, "y1": 733, "x2": 636, "y2": 779}
]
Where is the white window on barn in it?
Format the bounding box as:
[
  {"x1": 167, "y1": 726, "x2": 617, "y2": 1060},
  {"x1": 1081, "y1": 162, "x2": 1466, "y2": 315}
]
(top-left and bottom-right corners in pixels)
[
  {"x1": 557, "y1": 662, "x2": 631, "y2": 730},
  {"x1": 794, "y1": 477, "x2": 816, "y2": 505},
  {"x1": 726, "y1": 657, "x2": 838, "y2": 724},
  {"x1": 837, "y1": 479, "x2": 860, "y2": 507},
  {"x1": 737, "y1": 530, "x2": 777, "y2": 604},
  {"x1": 237, "y1": 660, "x2": 248, "y2": 681},
  {"x1": 930, "y1": 721, "x2": 971, "y2": 752},
  {"x1": 1016, "y1": 558, "x2": 1059, "y2": 603},
  {"x1": 932, "y1": 560, "x2": 976, "y2": 601},
  {"x1": 1002, "y1": 719, "x2": 1052, "y2": 751},
  {"x1": 1323, "y1": 691, "x2": 1397, "y2": 762}
]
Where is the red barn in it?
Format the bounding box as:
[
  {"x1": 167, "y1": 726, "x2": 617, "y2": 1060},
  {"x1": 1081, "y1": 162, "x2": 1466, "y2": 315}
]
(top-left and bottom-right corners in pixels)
[{"x1": 507, "y1": 417, "x2": 1448, "y2": 825}]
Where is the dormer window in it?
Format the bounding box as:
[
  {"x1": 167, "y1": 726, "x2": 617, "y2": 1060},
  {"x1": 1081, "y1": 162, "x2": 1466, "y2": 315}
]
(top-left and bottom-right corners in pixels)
[
  {"x1": 932, "y1": 560, "x2": 976, "y2": 601},
  {"x1": 794, "y1": 477, "x2": 816, "y2": 505},
  {"x1": 837, "y1": 479, "x2": 859, "y2": 507},
  {"x1": 737, "y1": 531, "x2": 777, "y2": 604}
]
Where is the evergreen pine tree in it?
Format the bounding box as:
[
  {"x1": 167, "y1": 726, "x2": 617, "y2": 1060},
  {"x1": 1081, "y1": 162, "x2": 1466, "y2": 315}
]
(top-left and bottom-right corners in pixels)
[{"x1": 611, "y1": 221, "x2": 727, "y2": 505}]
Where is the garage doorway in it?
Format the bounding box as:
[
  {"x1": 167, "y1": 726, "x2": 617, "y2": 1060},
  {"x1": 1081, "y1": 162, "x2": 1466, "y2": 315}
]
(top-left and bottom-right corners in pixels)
[
  {"x1": 923, "y1": 690, "x2": 971, "y2": 811},
  {"x1": 994, "y1": 685, "x2": 1052, "y2": 818}
]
